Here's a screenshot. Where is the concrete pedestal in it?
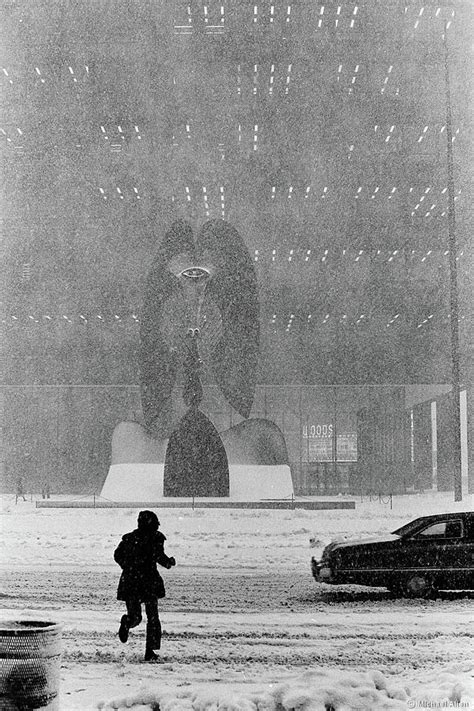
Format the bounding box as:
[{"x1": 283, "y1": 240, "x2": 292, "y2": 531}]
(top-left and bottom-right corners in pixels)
[{"x1": 101, "y1": 463, "x2": 294, "y2": 502}]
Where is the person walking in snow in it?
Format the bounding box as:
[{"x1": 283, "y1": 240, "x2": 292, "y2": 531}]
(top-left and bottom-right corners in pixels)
[{"x1": 114, "y1": 510, "x2": 176, "y2": 662}]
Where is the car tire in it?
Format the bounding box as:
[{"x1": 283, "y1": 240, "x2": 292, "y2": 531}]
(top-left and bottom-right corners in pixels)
[{"x1": 403, "y1": 573, "x2": 436, "y2": 598}]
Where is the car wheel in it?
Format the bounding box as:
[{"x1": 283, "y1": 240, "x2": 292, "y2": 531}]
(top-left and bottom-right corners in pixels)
[{"x1": 403, "y1": 573, "x2": 435, "y2": 598}]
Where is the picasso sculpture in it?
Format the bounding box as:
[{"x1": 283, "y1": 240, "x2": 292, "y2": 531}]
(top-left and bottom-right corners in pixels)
[{"x1": 139, "y1": 219, "x2": 264, "y2": 497}]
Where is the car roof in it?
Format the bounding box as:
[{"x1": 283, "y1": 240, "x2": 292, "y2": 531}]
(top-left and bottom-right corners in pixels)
[
  {"x1": 392, "y1": 511, "x2": 473, "y2": 536},
  {"x1": 415, "y1": 511, "x2": 473, "y2": 521}
]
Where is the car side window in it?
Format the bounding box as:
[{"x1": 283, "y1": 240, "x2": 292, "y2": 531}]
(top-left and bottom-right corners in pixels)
[
  {"x1": 445, "y1": 520, "x2": 463, "y2": 538},
  {"x1": 415, "y1": 520, "x2": 463, "y2": 539}
]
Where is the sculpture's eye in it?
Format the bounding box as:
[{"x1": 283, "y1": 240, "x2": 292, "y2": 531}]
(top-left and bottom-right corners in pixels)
[{"x1": 180, "y1": 266, "x2": 210, "y2": 280}]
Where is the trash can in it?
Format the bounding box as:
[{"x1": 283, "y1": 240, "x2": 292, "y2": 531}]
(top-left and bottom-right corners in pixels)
[{"x1": 0, "y1": 620, "x2": 62, "y2": 710}]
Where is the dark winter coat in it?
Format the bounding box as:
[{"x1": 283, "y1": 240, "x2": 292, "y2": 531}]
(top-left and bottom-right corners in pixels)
[{"x1": 114, "y1": 528, "x2": 174, "y2": 602}]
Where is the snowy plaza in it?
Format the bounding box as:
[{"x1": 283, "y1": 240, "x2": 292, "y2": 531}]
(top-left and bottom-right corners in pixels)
[{"x1": 1, "y1": 491, "x2": 473, "y2": 710}]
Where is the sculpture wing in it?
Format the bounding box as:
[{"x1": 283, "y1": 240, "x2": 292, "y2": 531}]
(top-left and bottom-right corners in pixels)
[
  {"x1": 197, "y1": 220, "x2": 259, "y2": 419},
  {"x1": 140, "y1": 220, "x2": 195, "y2": 436}
]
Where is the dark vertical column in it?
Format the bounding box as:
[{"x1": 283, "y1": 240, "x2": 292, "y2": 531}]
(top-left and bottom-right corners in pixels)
[{"x1": 443, "y1": 26, "x2": 462, "y2": 501}]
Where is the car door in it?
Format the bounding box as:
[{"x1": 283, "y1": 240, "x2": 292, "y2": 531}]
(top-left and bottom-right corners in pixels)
[
  {"x1": 397, "y1": 518, "x2": 468, "y2": 589},
  {"x1": 394, "y1": 521, "x2": 445, "y2": 576},
  {"x1": 434, "y1": 518, "x2": 474, "y2": 589}
]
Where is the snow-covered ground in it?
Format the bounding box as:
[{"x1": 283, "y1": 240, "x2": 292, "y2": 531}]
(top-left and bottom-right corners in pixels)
[{"x1": 1, "y1": 491, "x2": 473, "y2": 710}]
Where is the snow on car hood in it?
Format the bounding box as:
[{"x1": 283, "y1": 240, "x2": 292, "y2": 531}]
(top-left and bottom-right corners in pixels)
[
  {"x1": 327, "y1": 533, "x2": 400, "y2": 549},
  {"x1": 310, "y1": 532, "x2": 399, "y2": 559}
]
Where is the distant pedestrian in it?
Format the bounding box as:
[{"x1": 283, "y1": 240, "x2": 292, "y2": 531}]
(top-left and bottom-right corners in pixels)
[
  {"x1": 15, "y1": 478, "x2": 26, "y2": 503},
  {"x1": 114, "y1": 510, "x2": 176, "y2": 662}
]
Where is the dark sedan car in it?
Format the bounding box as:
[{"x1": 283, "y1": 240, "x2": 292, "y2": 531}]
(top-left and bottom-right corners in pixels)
[{"x1": 311, "y1": 511, "x2": 474, "y2": 597}]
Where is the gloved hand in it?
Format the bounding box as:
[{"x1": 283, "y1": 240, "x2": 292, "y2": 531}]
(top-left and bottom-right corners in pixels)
[{"x1": 168, "y1": 557, "x2": 176, "y2": 567}]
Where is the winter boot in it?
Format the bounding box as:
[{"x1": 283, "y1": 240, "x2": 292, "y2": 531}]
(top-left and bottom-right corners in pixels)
[
  {"x1": 144, "y1": 648, "x2": 161, "y2": 662},
  {"x1": 118, "y1": 615, "x2": 129, "y2": 643}
]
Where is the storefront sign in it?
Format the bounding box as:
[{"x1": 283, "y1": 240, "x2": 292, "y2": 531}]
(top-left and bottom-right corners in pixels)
[{"x1": 302, "y1": 425, "x2": 357, "y2": 462}]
